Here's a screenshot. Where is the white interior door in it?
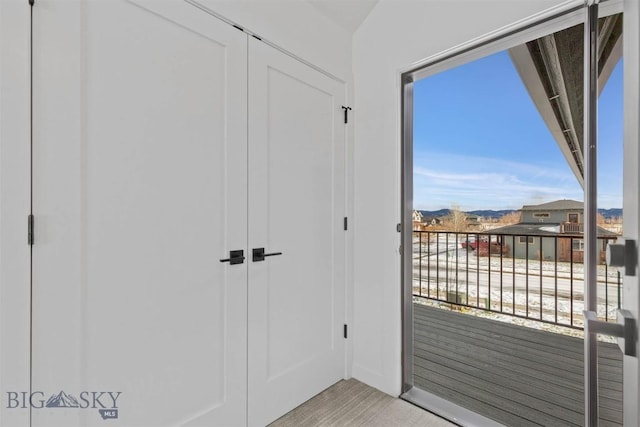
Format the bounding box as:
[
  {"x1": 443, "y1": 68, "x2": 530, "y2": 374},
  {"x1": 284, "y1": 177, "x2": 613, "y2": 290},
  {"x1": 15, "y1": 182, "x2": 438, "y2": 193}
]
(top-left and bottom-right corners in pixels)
[
  {"x1": 247, "y1": 38, "x2": 346, "y2": 427},
  {"x1": 31, "y1": 1, "x2": 248, "y2": 426}
]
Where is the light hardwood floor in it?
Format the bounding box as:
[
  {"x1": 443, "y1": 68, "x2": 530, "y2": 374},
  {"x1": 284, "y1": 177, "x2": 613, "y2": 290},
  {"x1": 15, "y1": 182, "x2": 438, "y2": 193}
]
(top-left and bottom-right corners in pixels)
[{"x1": 269, "y1": 379, "x2": 457, "y2": 427}]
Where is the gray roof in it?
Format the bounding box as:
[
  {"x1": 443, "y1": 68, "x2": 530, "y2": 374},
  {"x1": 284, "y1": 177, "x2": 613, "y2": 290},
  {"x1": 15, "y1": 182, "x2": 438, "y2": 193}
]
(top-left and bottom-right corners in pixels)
[
  {"x1": 596, "y1": 227, "x2": 620, "y2": 237},
  {"x1": 485, "y1": 222, "x2": 618, "y2": 237},
  {"x1": 521, "y1": 199, "x2": 584, "y2": 211},
  {"x1": 485, "y1": 223, "x2": 561, "y2": 236}
]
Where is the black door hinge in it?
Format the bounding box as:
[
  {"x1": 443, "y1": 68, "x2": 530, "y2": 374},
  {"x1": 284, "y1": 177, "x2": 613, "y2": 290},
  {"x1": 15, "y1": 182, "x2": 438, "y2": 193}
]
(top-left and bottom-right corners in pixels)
[
  {"x1": 341, "y1": 106, "x2": 352, "y2": 124},
  {"x1": 343, "y1": 324, "x2": 348, "y2": 339},
  {"x1": 396, "y1": 223, "x2": 402, "y2": 232},
  {"x1": 28, "y1": 214, "x2": 34, "y2": 245},
  {"x1": 344, "y1": 217, "x2": 348, "y2": 231}
]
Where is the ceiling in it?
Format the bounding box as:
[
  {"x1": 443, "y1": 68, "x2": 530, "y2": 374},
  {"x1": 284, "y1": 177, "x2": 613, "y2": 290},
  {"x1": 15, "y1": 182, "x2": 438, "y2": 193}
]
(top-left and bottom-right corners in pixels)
[{"x1": 306, "y1": 0, "x2": 379, "y2": 33}]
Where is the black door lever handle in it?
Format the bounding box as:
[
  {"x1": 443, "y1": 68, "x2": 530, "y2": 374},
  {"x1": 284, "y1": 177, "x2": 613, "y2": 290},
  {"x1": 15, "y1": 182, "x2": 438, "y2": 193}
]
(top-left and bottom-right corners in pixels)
[
  {"x1": 220, "y1": 250, "x2": 245, "y2": 265},
  {"x1": 252, "y1": 248, "x2": 283, "y2": 262}
]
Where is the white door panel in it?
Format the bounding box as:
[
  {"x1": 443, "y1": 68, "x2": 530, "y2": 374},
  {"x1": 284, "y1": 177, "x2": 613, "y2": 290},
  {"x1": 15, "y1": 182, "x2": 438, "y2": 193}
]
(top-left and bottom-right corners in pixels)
[
  {"x1": 247, "y1": 38, "x2": 346, "y2": 427},
  {"x1": 32, "y1": 1, "x2": 247, "y2": 426}
]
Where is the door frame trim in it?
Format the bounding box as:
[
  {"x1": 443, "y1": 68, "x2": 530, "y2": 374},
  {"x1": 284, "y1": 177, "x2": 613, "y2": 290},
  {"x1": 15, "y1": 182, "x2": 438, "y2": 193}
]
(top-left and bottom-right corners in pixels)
[
  {"x1": 583, "y1": 3, "x2": 600, "y2": 425},
  {"x1": 623, "y1": 0, "x2": 640, "y2": 424}
]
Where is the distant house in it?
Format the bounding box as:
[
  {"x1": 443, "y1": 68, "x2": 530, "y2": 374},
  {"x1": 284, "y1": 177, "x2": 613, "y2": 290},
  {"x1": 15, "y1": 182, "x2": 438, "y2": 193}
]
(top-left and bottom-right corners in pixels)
[
  {"x1": 413, "y1": 211, "x2": 444, "y2": 230},
  {"x1": 465, "y1": 214, "x2": 483, "y2": 231},
  {"x1": 521, "y1": 199, "x2": 583, "y2": 227},
  {"x1": 486, "y1": 200, "x2": 619, "y2": 263},
  {"x1": 422, "y1": 216, "x2": 442, "y2": 226},
  {"x1": 412, "y1": 210, "x2": 427, "y2": 231}
]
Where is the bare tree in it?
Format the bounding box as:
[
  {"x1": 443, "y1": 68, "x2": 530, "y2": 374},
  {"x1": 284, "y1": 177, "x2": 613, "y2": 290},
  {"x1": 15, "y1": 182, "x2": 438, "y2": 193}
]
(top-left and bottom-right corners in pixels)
[
  {"x1": 445, "y1": 205, "x2": 467, "y2": 232},
  {"x1": 499, "y1": 211, "x2": 521, "y2": 224},
  {"x1": 597, "y1": 212, "x2": 607, "y2": 225}
]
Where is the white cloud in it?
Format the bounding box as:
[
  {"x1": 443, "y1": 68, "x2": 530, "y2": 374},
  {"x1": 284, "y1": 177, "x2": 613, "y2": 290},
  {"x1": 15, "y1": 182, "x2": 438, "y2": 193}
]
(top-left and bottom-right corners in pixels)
[{"x1": 412, "y1": 152, "x2": 585, "y2": 210}]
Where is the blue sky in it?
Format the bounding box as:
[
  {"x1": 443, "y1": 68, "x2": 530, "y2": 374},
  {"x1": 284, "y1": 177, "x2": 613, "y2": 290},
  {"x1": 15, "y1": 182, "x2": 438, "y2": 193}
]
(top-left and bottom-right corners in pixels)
[{"x1": 413, "y1": 49, "x2": 623, "y2": 211}]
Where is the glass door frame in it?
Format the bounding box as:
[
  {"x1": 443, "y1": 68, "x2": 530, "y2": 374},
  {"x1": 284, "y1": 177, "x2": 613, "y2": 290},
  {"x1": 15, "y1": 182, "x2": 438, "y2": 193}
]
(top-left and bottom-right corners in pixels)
[{"x1": 399, "y1": 1, "x2": 628, "y2": 425}]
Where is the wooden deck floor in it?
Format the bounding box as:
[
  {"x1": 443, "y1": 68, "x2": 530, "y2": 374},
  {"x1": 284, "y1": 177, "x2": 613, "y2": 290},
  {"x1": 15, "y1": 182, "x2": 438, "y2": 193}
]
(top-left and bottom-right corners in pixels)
[{"x1": 413, "y1": 303, "x2": 623, "y2": 427}]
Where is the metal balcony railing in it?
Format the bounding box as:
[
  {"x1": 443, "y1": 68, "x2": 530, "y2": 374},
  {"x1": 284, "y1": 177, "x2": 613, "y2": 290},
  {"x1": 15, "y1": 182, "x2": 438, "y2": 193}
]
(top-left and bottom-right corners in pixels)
[
  {"x1": 561, "y1": 222, "x2": 584, "y2": 233},
  {"x1": 412, "y1": 230, "x2": 621, "y2": 329}
]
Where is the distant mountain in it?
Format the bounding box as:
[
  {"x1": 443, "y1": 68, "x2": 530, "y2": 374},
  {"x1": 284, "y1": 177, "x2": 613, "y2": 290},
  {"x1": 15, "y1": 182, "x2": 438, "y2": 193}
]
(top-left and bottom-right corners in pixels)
[
  {"x1": 418, "y1": 209, "x2": 451, "y2": 218},
  {"x1": 599, "y1": 208, "x2": 623, "y2": 218},
  {"x1": 418, "y1": 209, "x2": 516, "y2": 220},
  {"x1": 468, "y1": 209, "x2": 518, "y2": 219},
  {"x1": 418, "y1": 208, "x2": 623, "y2": 220},
  {"x1": 45, "y1": 391, "x2": 80, "y2": 408}
]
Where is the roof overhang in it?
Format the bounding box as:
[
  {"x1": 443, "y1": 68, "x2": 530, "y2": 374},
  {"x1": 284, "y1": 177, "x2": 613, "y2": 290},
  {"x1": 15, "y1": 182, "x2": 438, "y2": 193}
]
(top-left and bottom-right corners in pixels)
[{"x1": 508, "y1": 14, "x2": 622, "y2": 188}]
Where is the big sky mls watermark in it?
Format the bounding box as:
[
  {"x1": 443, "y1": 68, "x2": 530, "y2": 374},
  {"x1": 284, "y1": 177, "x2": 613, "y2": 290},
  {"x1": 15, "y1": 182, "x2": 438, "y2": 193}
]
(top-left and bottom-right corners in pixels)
[{"x1": 6, "y1": 390, "x2": 122, "y2": 420}]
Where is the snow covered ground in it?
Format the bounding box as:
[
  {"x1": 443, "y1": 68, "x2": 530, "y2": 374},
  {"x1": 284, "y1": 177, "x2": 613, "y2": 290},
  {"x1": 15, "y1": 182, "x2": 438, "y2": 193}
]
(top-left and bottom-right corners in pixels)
[{"x1": 412, "y1": 234, "x2": 622, "y2": 339}]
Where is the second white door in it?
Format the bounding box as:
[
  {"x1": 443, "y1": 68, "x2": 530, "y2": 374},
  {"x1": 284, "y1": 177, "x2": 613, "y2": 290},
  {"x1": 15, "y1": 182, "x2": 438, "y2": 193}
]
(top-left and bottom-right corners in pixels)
[{"x1": 248, "y1": 38, "x2": 346, "y2": 426}]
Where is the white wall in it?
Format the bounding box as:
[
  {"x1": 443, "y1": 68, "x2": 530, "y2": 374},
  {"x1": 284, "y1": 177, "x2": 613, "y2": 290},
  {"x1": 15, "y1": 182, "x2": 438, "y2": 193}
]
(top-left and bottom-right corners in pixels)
[
  {"x1": 351, "y1": 0, "x2": 571, "y2": 396},
  {"x1": 0, "y1": 1, "x2": 31, "y2": 426},
  {"x1": 191, "y1": 0, "x2": 352, "y2": 82}
]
